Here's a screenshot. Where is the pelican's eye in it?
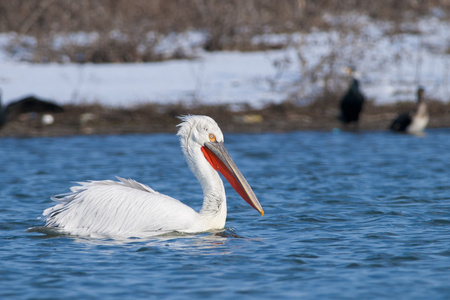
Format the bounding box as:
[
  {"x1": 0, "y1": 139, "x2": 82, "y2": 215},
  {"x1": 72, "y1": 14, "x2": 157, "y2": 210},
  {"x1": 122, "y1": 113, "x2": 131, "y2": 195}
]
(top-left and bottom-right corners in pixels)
[{"x1": 209, "y1": 133, "x2": 216, "y2": 142}]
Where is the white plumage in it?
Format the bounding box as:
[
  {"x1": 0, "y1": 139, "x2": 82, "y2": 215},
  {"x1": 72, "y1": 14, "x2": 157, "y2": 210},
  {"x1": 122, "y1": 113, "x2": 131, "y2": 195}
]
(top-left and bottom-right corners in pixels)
[{"x1": 42, "y1": 115, "x2": 263, "y2": 237}]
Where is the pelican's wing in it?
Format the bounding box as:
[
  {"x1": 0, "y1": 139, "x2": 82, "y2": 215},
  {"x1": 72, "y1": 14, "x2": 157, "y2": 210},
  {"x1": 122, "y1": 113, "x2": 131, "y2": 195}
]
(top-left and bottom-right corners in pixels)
[{"x1": 43, "y1": 178, "x2": 198, "y2": 236}]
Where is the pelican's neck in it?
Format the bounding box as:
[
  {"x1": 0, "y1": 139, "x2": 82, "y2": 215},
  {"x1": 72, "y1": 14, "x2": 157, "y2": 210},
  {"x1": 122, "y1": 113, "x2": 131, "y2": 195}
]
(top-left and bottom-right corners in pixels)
[
  {"x1": 185, "y1": 146, "x2": 227, "y2": 218},
  {"x1": 198, "y1": 165, "x2": 227, "y2": 217}
]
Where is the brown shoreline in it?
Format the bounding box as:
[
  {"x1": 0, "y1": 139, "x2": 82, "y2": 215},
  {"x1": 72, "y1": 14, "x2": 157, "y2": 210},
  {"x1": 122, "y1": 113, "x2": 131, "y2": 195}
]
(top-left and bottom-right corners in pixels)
[{"x1": 1, "y1": 100, "x2": 449, "y2": 137}]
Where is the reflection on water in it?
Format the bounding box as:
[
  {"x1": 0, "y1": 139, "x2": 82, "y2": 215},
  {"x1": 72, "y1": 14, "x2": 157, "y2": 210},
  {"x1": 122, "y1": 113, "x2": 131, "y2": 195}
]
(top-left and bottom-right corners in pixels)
[
  {"x1": 136, "y1": 230, "x2": 240, "y2": 255},
  {"x1": 29, "y1": 226, "x2": 243, "y2": 255}
]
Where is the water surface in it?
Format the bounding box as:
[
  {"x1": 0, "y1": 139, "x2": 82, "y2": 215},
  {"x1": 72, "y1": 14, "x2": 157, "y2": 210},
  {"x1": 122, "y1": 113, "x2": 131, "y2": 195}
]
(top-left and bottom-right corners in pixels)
[{"x1": 1, "y1": 129, "x2": 449, "y2": 299}]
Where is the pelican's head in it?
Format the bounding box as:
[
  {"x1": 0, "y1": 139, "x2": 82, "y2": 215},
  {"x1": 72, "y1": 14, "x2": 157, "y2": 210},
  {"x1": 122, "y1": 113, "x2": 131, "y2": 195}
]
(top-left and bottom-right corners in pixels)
[
  {"x1": 177, "y1": 115, "x2": 264, "y2": 216},
  {"x1": 177, "y1": 115, "x2": 224, "y2": 154}
]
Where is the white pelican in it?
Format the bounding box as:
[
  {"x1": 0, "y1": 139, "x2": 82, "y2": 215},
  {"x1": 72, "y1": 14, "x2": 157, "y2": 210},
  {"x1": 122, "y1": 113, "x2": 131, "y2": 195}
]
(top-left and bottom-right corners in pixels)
[{"x1": 42, "y1": 115, "x2": 264, "y2": 237}]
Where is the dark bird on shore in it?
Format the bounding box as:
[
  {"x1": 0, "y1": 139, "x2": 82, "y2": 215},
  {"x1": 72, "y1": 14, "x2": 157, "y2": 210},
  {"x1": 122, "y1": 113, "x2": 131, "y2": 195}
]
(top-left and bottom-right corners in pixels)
[
  {"x1": 0, "y1": 90, "x2": 64, "y2": 129},
  {"x1": 339, "y1": 67, "x2": 365, "y2": 129},
  {"x1": 390, "y1": 86, "x2": 429, "y2": 135}
]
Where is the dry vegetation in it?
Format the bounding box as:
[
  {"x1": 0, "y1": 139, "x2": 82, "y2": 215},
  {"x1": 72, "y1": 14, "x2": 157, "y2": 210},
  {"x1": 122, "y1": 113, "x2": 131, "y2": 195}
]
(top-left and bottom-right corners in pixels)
[
  {"x1": 0, "y1": 1, "x2": 449, "y2": 136},
  {"x1": 1, "y1": 0, "x2": 449, "y2": 63}
]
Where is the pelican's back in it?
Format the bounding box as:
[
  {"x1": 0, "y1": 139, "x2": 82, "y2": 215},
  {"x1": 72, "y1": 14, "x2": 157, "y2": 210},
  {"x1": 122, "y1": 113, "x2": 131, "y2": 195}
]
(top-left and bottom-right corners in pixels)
[{"x1": 43, "y1": 178, "x2": 198, "y2": 236}]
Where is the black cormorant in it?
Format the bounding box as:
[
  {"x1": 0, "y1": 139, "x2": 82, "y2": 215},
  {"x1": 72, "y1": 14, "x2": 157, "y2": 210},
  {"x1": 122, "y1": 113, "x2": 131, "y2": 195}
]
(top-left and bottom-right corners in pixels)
[{"x1": 339, "y1": 67, "x2": 365, "y2": 128}]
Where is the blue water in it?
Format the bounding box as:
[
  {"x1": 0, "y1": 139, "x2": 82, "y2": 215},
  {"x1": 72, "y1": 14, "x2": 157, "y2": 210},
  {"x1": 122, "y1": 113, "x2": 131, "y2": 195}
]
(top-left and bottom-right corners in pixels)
[{"x1": 1, "y1": 129, "x2": 449, "y2": 299}]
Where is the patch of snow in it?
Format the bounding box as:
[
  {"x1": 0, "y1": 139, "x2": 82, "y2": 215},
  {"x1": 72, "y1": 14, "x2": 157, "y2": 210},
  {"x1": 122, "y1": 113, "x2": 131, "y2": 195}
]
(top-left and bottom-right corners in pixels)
[{"x1": 0, "y1": 50, "x2": 299, "y2": 107}]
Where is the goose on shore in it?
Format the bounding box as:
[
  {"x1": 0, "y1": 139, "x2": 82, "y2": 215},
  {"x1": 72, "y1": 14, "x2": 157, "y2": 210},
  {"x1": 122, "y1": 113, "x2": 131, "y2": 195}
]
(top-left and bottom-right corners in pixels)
[{"x1": 390, "y1": 87, "x2": 429, "y2": 134}]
